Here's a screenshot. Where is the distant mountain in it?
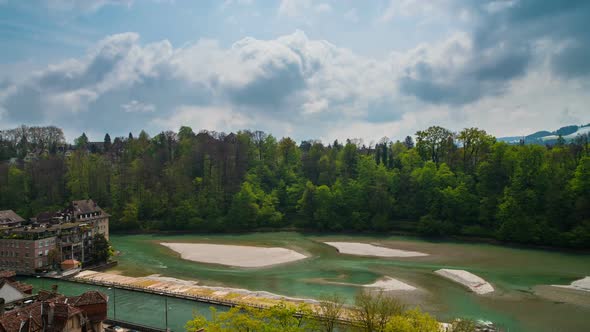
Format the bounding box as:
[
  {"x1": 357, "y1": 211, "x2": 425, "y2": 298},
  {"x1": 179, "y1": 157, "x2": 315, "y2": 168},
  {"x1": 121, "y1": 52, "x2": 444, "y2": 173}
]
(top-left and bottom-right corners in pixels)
[{"x1": 497, "y1": 124, "x2": 590, "y2": 145}]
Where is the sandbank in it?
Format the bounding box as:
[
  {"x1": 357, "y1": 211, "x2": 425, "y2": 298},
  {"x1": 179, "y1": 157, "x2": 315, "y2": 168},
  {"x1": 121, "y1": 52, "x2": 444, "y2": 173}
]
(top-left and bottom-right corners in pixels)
[
  {"x1": 434, "y1": 269, "x2": 494, "y2": 294},
  {"x1": 304, "y1": 276, "x2": 417, "y2": 292},
  {"x1": 323, "y1": 242, "x2": 428, "y2": 257},
  {"x1": 552, "y1": 276, "x2": 590, "y2": 292},
  {"x1": 161, "y1": 242, "x2": 307, "y2": 268},
  {"x1": 364, "y1": 277, "x2": 417, "y2": 291},
  {"x1": 534, "y1": 285, "x2": 590, "y2": 308}
]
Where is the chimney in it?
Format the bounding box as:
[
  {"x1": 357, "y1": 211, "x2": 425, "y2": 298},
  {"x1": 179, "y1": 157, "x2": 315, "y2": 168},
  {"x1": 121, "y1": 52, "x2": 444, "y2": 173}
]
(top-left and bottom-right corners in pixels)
[{"x1": 0, "y1": 297, "x2": 5, "y2": 315}]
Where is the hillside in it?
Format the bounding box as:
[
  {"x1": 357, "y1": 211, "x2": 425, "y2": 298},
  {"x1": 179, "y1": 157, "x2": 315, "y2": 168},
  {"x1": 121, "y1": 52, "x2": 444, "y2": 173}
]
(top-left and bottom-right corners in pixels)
[{"x1": 498, "y1": 124, "x2": 590, "y2": 145}]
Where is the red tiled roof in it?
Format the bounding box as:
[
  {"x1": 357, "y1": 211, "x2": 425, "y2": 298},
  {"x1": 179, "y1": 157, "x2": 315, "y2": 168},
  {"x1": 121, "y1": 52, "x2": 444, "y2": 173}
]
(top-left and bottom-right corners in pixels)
[
  {"x1": 69, "y1": 291, "x2": 108, "y2": 306},
  {"x1": 10, "y1": 281, "x2": 33, "y2": 294},
  {"x1": 0, "y1": 290, "x2": 108, "y2": 332},
  {"x1": 0, "y1": 302, "x2": 43, "y2": 332}
]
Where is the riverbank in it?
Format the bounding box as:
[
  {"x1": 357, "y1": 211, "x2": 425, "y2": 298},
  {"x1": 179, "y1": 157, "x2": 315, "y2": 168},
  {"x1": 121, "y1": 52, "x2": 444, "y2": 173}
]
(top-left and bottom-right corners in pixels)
[{"x1": 109, "y1": 227, "x2": 590, "y2": 253}]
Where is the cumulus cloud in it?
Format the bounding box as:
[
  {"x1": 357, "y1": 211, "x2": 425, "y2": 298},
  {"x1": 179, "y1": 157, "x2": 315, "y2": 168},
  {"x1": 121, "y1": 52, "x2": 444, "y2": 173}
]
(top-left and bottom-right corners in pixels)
[
  {"x1": 0, "y1": 20, "x2": 588, "y2": 142},
  {"x1": 0, "y1": 30, "x2": 398, "y2": 139},
  {"x1": 152, "y1": 105, "x2": 252, "y2": 133},
  {"x1": 396, "y1": 0, "x2": 590, "y2": 105}
]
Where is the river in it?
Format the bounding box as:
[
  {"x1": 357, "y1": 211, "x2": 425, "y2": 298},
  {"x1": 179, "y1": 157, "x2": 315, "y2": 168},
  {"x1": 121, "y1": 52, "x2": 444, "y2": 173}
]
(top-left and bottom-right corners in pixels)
[{"x1": 21, "y1": 232, "x2": 590, "y2": 331}]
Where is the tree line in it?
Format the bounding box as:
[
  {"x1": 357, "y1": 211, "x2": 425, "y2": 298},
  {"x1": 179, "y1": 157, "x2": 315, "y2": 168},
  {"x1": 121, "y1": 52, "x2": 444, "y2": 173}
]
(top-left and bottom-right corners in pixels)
[{"x1": 0, "y1": 125, "x2": 589, "y2": 248}]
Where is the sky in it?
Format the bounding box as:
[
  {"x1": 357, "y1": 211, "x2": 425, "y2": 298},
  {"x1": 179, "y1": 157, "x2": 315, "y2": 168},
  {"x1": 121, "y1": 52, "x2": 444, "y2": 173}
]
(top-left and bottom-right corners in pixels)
[{"x1": 0, "y1": 0, "x2": 589, "y2": 143}]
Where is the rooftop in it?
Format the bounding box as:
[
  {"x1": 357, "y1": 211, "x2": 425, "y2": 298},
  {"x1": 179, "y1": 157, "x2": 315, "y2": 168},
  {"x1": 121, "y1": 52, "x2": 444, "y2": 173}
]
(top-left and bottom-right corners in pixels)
[
  {"x1": 0, "y1": 290, "x2": 109, "y2": 332},
  {"x1": 0, "y1": 211, "x2": 24, "y2": 226},
  {"x1": 71, "y1": 199, "x2": 102, "y2": 215}
]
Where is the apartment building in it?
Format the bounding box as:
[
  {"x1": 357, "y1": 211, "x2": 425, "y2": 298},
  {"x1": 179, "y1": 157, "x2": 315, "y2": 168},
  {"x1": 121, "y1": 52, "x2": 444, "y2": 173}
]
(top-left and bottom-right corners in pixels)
[{"x1": 0, "y1": 200, "x2": 109, "y2": 274}]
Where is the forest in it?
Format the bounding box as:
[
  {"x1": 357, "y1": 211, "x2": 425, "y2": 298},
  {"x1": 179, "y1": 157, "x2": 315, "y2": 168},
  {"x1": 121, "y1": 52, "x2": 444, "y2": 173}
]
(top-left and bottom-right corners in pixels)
[{"x1": 0, "y1": 125, "x2": 589, "y2": 248}]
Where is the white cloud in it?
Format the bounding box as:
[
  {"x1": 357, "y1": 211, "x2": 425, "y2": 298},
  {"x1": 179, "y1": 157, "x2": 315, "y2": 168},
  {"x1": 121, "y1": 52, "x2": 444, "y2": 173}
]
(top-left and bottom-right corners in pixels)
[
  {"x1": 152, "y1": 105, "x2": 252, "y2": 133},
  {"x1": 1, "y1": 29, "x2": 588, "y2": 143},
  {"x1": 121, "y1": 100, "x2": 156, "y2": 113},
  {"x1": 45, "y1": 89, "x2": 98, "y2": 114}
]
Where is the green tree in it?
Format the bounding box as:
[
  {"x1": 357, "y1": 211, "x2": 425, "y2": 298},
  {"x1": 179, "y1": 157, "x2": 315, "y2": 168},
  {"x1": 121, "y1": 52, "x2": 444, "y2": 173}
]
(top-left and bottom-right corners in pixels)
[
  {"x1": 186, "y1": 302, "x2": 317, "y2": 332},
  {"x1": 228, "y1": 182, "x2": 260, "y2": 229},
  {"x1": 385, "y1": 308, "x2": 440, "y2": 332},
  {"x1": 353, "y1": 290, "x2": 405, "y2": 332},
  {"x1": 317, "y1": 293, "x2": 345, "y2": 332},
  {"x1": 91, "y1": 233, "x2": 112, "y2": 263},
  {"x1": 570, "y1": 156, "x2": 590, "y2": 221},
  {"x1": 103, "y1": 133, "x2": 112, "y2": 152},
  {"x1": 75, "y1": 132, "x2": 89, "y2": 149},
  {"x1": 457, "y1": 128, "x2": 495, "y2": 173},
  {"x1": 415, "y1": 126, "x2": 455, "y2": 165}
]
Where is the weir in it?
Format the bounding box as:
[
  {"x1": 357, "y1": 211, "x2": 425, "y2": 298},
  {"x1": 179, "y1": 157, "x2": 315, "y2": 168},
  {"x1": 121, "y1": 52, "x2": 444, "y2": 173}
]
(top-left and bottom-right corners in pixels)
[{"x1": 68, "y1": 272, "x2": 358, "y2": 324}]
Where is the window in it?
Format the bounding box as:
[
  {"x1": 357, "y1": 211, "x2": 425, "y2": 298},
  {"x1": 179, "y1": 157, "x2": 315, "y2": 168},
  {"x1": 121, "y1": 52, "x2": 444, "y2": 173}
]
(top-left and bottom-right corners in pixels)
[
  {"x1": 38, "y1": 261, "x2": 42, "y2": 268},
  {"x1": 44, "y1": 250, "x2": 48, "y2": 256}
]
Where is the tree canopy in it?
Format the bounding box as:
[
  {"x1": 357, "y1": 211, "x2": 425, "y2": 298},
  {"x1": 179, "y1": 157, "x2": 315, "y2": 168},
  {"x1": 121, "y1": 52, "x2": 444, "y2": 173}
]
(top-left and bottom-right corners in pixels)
[{"x1": 1, "y1": 125, "x2": 589, "y2": 248}]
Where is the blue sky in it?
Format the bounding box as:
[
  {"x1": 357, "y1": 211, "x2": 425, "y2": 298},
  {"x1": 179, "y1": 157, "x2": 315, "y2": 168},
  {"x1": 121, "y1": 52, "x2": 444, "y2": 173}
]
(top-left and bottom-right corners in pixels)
[{"x1": 1, "y1": 0, "x2": 589, "y2": 142}]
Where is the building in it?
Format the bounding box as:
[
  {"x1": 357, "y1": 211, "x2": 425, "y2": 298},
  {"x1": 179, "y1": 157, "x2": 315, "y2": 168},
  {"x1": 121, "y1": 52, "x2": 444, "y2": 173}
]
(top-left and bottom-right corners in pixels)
[
  {"x1": 0, "y1": 211, "x2": 24, "y2": 229},
  {"x1": 0, "y1": 289, "x2": 108, "y2": 332},
  {"x1": 0, "y1": 200, "x2": 110, "y2": 274},
  {"x1": 66, "y1": 200, "x2": 110, "y2": 241},
  {"x1": 0, "y1": 235, "x2": 57, "y2": 274},
  {"x1": 61, "y1": 259, "x2": 81, "y2": 271},
  {"x1": 0, "y1": 271, "x2": 32, "y2": 296},
  {"x1": 0, "y1": 281, "x2": 26, "y2": 304}
]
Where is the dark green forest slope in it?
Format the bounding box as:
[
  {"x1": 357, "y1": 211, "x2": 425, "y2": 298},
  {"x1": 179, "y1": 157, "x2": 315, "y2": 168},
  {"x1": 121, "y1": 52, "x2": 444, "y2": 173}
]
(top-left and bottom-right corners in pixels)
[{"x1": 1, "y1": 125, "x2": 589, "y2": 248}]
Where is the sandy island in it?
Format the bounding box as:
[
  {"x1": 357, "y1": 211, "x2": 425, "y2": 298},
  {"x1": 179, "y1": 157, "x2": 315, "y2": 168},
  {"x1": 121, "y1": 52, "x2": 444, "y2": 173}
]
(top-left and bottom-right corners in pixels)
[
  {"x1": 552, "y1": 276, "x2": 590, "y2": 292},
  {"x1": 161, "y1": 242, "x2": 307, "y2": 268},
  {"x1": 323, "y1": 242, "x2": 428, "y2": 257},
  {"x1": 364, "y1": 277, "x2": 417, "y2": 291},
  {"x1": 435, "y1": 269, "x2": 494, "y2": 295},
  {"x1": 305, "y1": 276, "x2": 418, "y2": 292}
]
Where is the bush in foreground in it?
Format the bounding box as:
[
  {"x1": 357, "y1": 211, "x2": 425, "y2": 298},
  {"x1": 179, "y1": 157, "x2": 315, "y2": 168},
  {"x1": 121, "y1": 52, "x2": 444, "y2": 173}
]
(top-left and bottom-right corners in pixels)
[{"x1": 186, "y1": 291, "x2": 476, "y2": 332}]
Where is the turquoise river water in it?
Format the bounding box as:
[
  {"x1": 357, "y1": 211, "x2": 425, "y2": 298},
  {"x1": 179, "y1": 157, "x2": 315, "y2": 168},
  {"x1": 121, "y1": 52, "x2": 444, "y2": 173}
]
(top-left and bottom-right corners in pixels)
[{"x1": 21, "y1": 233, "x2": 590, "y2": 331}]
